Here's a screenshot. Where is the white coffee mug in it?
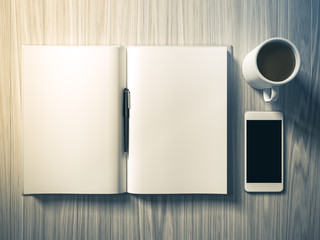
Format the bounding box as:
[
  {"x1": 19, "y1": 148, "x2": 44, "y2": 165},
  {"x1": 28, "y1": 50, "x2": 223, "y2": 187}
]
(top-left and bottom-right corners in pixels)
[{"x1": 242, "y1": 37, "x2": 300, "y2": 102}]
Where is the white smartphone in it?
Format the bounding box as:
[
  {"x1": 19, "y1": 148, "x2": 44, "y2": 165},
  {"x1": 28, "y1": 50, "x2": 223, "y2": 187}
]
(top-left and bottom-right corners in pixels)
[{"x1": 244, "y1": 111, "x2": 283, "y2": 192}]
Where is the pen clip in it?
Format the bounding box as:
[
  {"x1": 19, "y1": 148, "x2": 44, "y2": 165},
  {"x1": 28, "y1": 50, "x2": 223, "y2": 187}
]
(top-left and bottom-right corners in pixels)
[
  {"x1": 127, "y1": 90, "x2": 130, "y2": 109},
  {"x1": 123, "y1": 88, "x2": 130, "y2": 116}
]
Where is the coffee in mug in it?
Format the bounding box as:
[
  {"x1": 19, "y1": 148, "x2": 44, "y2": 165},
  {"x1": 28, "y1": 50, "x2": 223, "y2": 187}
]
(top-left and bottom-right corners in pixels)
[{"x1": 242, "y1": 37, "x2": 300, "y2": 102}]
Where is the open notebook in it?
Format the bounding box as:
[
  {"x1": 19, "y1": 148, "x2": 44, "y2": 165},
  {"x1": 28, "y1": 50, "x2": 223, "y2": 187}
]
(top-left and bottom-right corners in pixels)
[{"x1": 22, "y1": 46, "x2": 230, "y2": 194}]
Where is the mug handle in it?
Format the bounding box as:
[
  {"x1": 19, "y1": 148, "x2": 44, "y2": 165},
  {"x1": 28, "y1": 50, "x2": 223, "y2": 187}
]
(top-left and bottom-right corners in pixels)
[{"x1": 263, "y1": 86, "x2": 279, "y2": 102}]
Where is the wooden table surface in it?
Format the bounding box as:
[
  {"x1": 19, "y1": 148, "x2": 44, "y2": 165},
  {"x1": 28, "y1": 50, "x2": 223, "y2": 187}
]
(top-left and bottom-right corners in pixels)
[{"x1": 1, "y1": 0, "x2": 319, "y2": 239}]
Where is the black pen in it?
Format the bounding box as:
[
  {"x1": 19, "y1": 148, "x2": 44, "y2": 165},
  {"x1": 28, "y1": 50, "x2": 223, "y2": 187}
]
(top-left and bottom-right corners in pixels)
[{"x1": 123, "y1": 88, "x2": 130, "y2": 152}]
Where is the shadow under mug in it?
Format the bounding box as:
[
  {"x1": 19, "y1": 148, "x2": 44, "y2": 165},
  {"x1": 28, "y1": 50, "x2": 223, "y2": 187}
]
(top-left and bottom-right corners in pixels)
[{"x1": 242, "y1": 37, "x2": 301, "y2": 102}]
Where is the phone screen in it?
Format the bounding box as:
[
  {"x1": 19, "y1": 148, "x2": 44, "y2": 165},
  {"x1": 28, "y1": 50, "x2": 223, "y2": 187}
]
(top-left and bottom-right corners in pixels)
[{"x1": 246, "y1": 120, "x2": 282, "y2": 183}]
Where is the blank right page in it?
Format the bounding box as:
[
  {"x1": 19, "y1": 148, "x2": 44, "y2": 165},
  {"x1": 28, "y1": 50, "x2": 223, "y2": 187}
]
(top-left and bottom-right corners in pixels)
[{"x1": 127, "y1": 47, "x2": 228, "y2": 194}]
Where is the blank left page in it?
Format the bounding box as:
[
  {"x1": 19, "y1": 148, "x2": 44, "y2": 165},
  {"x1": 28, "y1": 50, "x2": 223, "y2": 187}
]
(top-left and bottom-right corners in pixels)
[{"x1": 22, "y1": 46, "x2": 126, "y2": 194}]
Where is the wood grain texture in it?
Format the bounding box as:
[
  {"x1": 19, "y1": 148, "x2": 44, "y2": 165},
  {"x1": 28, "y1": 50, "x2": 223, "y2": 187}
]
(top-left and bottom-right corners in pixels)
[
  {"x1": 0, "y1": 0, "x2": 11, "y2": 239},
  {"x1": 1, "y1": 0, "x2": 319, "y2": 239},
  {"x1": 11, "y1": 1, "x2": 44, "y2": 240}
]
